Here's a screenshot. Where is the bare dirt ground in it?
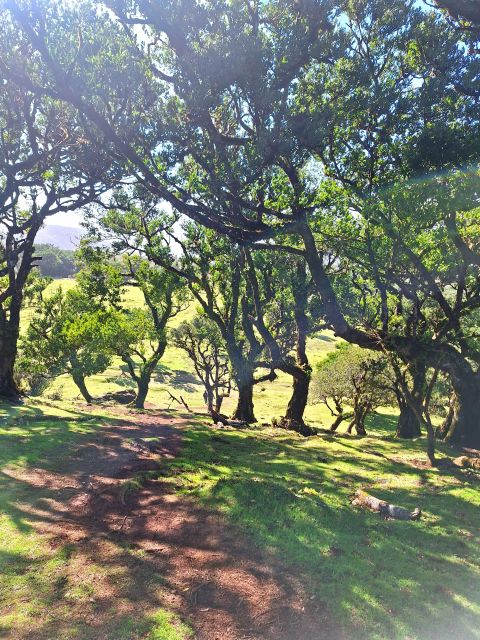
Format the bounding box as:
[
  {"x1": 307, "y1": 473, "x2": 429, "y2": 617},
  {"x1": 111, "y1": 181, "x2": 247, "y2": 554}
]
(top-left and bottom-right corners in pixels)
[{"x1": 7, "y1": 408, "x2": 341, "y2": 640}]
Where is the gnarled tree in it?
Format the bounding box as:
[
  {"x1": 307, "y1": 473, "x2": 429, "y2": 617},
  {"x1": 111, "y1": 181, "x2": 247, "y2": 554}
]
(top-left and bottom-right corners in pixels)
[{"x1": 170, "y1": 315, "x2": 231, "y2": 415}]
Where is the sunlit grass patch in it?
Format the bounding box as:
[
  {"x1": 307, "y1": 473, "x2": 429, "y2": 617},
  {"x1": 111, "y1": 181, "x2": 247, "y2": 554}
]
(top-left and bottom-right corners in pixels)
[{"x1": 170, "y1": 421, "x2": 480, "y2": 640}]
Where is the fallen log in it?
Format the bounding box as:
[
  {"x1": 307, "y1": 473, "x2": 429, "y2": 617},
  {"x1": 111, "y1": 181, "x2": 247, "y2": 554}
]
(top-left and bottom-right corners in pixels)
[
  {"x1": 453, "y1": 456, "x2": 480, "y2": 470},
  {"x1": 209, "y1": 409, "x2": 248, "y2": 428},
  {"x1": 351, "y1": 489, "x2": 421, "y2": 521}
]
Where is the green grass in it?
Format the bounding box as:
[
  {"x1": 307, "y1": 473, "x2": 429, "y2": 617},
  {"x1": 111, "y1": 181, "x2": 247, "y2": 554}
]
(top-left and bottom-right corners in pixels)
[
  {"x1": 166, "y1": 417, "x2": 480, "y2": 640},
  {"x1": 1, "y1": 399, "x2": 479, "y2": 639},
  {"x1": 7, "y1": 277, "x2": 480, "y2": 639},
  {"x1": 0, "y1": 399, "x2": 193, "y2": 640}
]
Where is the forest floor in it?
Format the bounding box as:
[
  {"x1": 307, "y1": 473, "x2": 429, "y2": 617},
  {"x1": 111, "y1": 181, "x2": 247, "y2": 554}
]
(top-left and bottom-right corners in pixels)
[
  {"x1": 0, "y1": 399, "x2": 479, "y2": 640},
  {"x1": 0, "y1": 402, "x2": 339, "y2": 640}
]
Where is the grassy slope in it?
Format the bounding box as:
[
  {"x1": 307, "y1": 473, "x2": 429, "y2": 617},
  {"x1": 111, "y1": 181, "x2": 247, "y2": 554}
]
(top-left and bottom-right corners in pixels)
[
  {"x1": 1, "y1": 400, "x2": 478, "y2": 640},
  {"x1": 29, "y1": 279, "x2": 339, "y2": 425},
  {"x1": 168, "y1": 421, "x2": 480, "y2": 640},
  {"x1": 4, "y1": 277, "x2": 479, "y2": 639},
  {"x1": 0, "y1": 400, "x2": 192, "y2": 640}
]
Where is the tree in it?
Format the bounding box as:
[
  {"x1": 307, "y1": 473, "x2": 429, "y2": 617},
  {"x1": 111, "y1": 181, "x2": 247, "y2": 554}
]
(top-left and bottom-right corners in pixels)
[
  {"x1": 34, "y1": 244, "x2": 77, "y2": 279},
  {"x1": 0, "y1": 3, "x2": 120, "y2": 399},
  {"x1": 392, "y1": 361, "x2": 425, "y2": 439},
  {"x1": 93, "y1": 196, "x2": 319, "y2": 429},
  {"x1": 387, "y1": 355, "x2": 440, "y2": 465},
  {"x1": 77, "y1": 245, "x2": 186, "y2": 409},
  {"x1": 170, "y1": 315, "x2": 231, "y2": 414},
  {"x1": 434, "y1": 1, "x2": 480, "y2": 31},
  {"x1": 244, "y1": 250, "x2": 317, "y2": 435},
  {"x1": 312, "y1": 173, "x2": 480, "y2": 445},
  {"x1": 8, "y1": 0, "x2": 480, "y2": 449},
  {"x1": 88, "y1": 197, "x2": 276, "y2": 423},
  {"x1": 19, "y1": 287, "x2": 112, "y2": 402},
  {"x1": 311, "y1": 345, "x2": 394, "y2": 435}
]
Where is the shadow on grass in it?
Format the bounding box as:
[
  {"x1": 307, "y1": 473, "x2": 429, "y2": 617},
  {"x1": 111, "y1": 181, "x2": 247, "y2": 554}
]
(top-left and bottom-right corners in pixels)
[
  {"x1": 0, "y1": 403, "x2": 196, "y2": 640},
  {"x1": 312, "y1": 334, "x2": 336, "y2": 344},
  {"x1": 0, "y1": 401, "x2": 479, "y2": 640},
  {"x1": 0, "y1": 406, "x2": 103, "y2": 470},
  {"x1": 153, "y1": 364, "x2": 199, "y2": 392},
  {"x1": 169, "y1": 421, "x2": 480, "y2": 640},
  {"x1": 0, "y1": 404, "x2": 323, "y2": 640}
]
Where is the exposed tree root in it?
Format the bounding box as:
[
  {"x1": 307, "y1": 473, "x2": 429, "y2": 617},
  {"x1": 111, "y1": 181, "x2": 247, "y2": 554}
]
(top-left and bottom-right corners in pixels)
[
  {"x1": 273, "y1": 417, "x2": 316, "y2": 437},
  {"x1": 210, "y1": 409, "x2": 248, "y2": 428},
  {"x1": 453, "y1": 456, "x2": 480, "y2": 470}
]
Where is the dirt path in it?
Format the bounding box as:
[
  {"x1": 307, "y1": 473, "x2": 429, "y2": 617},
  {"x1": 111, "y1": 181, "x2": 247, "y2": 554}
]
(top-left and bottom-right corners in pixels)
[{"x1": 8, "y1": 409, "x2": 340, "y2": 640}]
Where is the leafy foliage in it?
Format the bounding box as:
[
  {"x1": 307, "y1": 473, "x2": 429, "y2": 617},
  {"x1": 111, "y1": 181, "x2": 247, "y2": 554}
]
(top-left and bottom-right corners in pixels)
[
  {"x1": 18, "y1": 288, "x2": 113, "y2": 400},
  {"x1": 34, "y1": 244, "x2": 77, "y2": 279},
  {"x1": 311, "y1": 344, "x2": 394, "y2": 433}
]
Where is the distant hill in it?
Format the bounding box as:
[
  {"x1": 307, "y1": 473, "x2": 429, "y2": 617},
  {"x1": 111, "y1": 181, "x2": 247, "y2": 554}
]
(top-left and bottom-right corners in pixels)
[{"x1": 36, "y1": 225, "x2": 84, "y2": 250}]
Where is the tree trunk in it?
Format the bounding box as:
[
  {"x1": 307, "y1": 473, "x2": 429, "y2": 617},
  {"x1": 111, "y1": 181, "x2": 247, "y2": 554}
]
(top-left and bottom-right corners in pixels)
[
  {"x1": 72, "y1": 372, "x2": 93, "y2": 403},
  {"x1": 446, "y1": 377, "x2": 480, "y2": 448},
  {"x1": 347, "y1": 402, "x2": 368, "y2": 435},
  {"x1": 0, "y1": 324, "x2": 21, "y2": 400},
  {"x1": 330, "y1": 413, "x2": 350, "y2": 432},
  {"x1": 396, "y1": 399, "x2": 422, "y2": 438},
  {"x1": 355, "y1": 418, "x2": 367, "y2": 436},
  {"x1": 204, "y1": 385, "x2": 214, "y2": 412},
  {"x1": 225, "y1": 338, "x2": 258, "y2": 424},
  {"x1": 0, "y1": 348, "x2": 20, "y2": 399},
  {"x1": 282, "y1": 370, "x2": 315, "y2": 436},
  {"x1": 285, "y1": 371, "x2": 309, "y2": 423},
  {"x1": 437, "y1": 391, "x2": 456, "y2": 439},
  {"x1": 134, "y1": 377, "x2": 150, "y2": 409},
  {"x1": 0, "y1": 244, "x2": 32, "y2": 402},
  {"x1": 352, "y1": 411, "x2": 368, "y2": 435},
  {"x1": 395, "y1": 363, "x2": 424, "y2": 439},
  {"x1": 214, "y1": 394, "x2": 224, "y2": 413},
  {"x1": 232, "y1": 381, "x2": 256, "y2": 423},
  {"x1": 280, "y1": 263, "x2": 314, "y2": 437}
]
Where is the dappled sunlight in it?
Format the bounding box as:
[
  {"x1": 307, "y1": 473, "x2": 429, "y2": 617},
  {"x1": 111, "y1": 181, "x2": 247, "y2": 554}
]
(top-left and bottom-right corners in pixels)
[
  {"x1": 0, "y1": 403, "x2": 335, "y2": 640},
  {"x1": 172, "y1": 421, "x2": 480, "y2": 640},
  {"x1": 1, "y1": 0, "x2": 480, "y2": 638}
]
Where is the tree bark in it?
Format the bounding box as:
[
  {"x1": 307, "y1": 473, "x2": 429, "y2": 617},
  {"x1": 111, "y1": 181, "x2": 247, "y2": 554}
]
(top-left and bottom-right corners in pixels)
[
  {"x1": 446, "y1": 376, "x2": 480, "y2": 448},
  {"x1": 330, "y1": 412, "x2": 350, "y2": 432},
  {"x1": 352, "y1": 489, "x2": 421, "y2": 520},
  {"x1": 134, "y1": 376, "x2": 150, "y2": 409},
  {"x1": 232, "y1": 380, "x2": 256, "y2": 423},
  {"x1": 437, "y1": 391, "x2": 456, "y2": 439},
  {"x1": 214, "y1": 393, "x2": 224, "y2": 413},
  {"x1": 395, "y1": 364, "x2": 424, "y2": 438},
  {"x1": 281, "y1": 261, "x2": 314, "y2": 436},
  {"x1": 354, "y1": 416, "x2": 368, "y2": 436},
  {"x1": 346, "y1": 399, "x2": 368, "y2": 435},
  {"x1": 0, "y1": 330, "x2": 20, "y2": 399},
  {"x1": 396, "y1": 399, "x2": 422, "y2": 438},
  {"x1": 434, "y1": 0, "x2": 480, "y2": 26},
  {"x1": 0, "y1": 305, "x2": 22, "y2": 400},
  {"x1": 204, "y1": 385, "x2": 214, "y2": 413},
  {"x1": 346, "y1": 414, "x2": 367, "y2": 435},
  {"x1": 281, "y1": 370, "x2": 315, "y2": 436},
  {"x1": 72, "y1": 372, "x2": 93, "y2": 403},
  {"x1": 285, "y1": 371, "x2": 310, "y2": 424},
  {"x1": 223, "y1": 329, "x2": 259, "y2": 424}
]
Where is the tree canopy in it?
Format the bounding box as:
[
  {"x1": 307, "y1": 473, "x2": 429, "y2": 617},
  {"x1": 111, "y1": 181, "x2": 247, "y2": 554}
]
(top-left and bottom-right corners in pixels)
[{"x1": 1, "y1": 0, "x2": 480, "y2": 449}]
